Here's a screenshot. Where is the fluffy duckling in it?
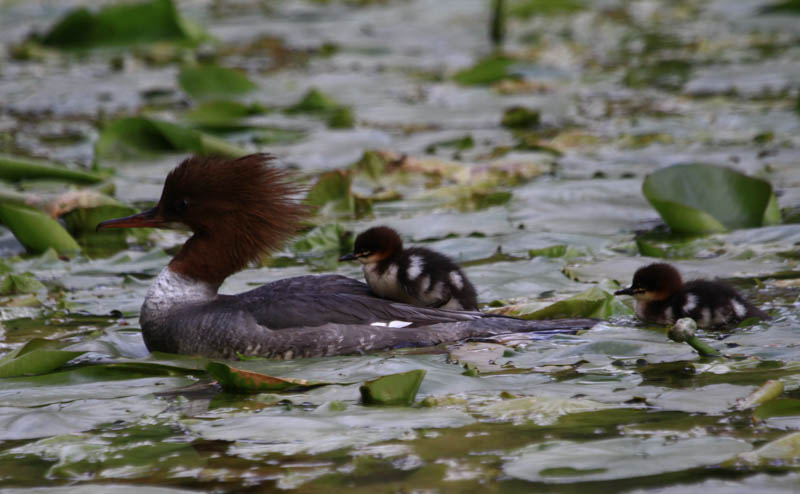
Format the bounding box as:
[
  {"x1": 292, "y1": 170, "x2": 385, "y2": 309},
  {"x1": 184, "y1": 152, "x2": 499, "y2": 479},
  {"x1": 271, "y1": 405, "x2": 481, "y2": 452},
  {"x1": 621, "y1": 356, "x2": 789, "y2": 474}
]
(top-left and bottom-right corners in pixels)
[
  {"x1": 615, "y1": 262, "x2": 768, "y2": 328},
  {"x1": 340, "y1": 226, "x2": 478, "y2": 311}
]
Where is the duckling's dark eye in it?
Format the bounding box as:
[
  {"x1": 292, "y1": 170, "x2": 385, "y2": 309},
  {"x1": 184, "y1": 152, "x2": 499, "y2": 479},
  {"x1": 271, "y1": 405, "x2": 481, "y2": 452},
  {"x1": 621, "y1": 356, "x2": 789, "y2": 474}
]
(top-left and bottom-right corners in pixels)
[{"x1": 174, "y1": 198, "x2": 189, "y2": 214}]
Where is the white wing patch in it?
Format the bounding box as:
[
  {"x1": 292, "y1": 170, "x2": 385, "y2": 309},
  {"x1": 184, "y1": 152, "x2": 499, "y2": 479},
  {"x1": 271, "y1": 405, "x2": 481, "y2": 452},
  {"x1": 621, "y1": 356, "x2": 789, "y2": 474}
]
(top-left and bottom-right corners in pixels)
[
  {"x1": 419, "y1": 274, "x2": 431, "y2": 293},
  {"x1": 699, "y1": 308, "x2": 712, "y2": 327},
  {"x1": 449, "y1": 271, "x2": 464, "y2": 290},
  {"x1": 664, "y1": 307, "x2": 674, "y2": 323},
  {"x1": 371, "y1": 320, "x2": 413, "y2": 328},
  {"x1": 731, "y1": 300, "x2": 747, "y2": 318},
  {"x1": 682, "y1": 294, "x2": 698, "y2": 313},
  {"x1": 407, "y1": 255, "x2": 424, "y2": 280}
]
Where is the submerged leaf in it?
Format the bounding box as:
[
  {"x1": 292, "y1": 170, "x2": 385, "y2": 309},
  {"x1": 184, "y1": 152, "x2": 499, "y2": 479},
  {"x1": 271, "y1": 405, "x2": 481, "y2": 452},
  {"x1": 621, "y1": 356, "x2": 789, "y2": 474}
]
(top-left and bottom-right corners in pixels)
[
  {"x1": 0, "y1": 154, "x2": 102, "y2": 184},
  {"x1": 501, "y1": 106, "x2": 541, "y2": 129},
  {"x1": 0, "y1": 203, "x2": 80, "y2": 255},
  {"x1": 183, "y1": 100, "x2": 265, "y2": 128},
  {"x1": 40, "y1": 0, "x2": 203, "y2": 48},
  {"x1": 285, "y1": 88, "x2": 342, "y2": 115},
  {"x1": 642, "y1": 164, "x2": 781, "y2": 234},
  {"x1": 360, "y1": 370, "x2": 426, "y2": 406},
  {"x1": 95, "y1": 117, "x2": 249, "y2": 160},
  {"x1": 178, "y1": 65, "x2": 258, "y2": 100},
  {"x1": 207, "y1": 362, "x2": 331, "y2": 393}
]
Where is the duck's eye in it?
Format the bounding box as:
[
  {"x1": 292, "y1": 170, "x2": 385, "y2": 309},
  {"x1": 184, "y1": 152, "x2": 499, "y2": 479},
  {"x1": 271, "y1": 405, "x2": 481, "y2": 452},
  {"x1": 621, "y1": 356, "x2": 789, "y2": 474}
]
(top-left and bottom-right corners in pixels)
[{"x1": 174, "y1": 198, "x2": 189, "y2": 214}]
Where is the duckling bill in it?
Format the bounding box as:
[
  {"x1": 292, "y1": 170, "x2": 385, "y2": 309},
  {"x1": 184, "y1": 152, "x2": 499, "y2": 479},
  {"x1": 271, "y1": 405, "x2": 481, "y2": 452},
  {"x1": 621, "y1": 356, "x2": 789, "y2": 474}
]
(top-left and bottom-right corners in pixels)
[
  {"x1": 615, "y1": 262, "x2": 768, "y2": 328},
  {"x1": 340, "y1": 226, "x2": 478, "y2": 311}
]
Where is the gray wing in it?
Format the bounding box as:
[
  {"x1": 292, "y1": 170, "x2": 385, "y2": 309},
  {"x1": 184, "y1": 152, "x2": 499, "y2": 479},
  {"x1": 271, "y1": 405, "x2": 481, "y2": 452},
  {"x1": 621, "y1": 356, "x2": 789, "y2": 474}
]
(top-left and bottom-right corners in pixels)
[
  {"x1": 147, "y1": 300, "x2": 597, "y2": 359},
  {"x1": 233, "y1": 274, "x2": 482, "y2": 329}
]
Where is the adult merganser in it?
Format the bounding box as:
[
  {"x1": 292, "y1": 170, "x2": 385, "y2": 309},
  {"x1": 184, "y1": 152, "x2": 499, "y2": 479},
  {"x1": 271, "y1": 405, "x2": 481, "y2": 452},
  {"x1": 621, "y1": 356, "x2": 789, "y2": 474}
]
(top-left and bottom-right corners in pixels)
[
  {"x1": 97, "y1": 154, "x2": 597, "y2": 359},
  {"x1": 339, "y1": 226, "x2": 479, "y2": 311},
  {"x1": 614, "y1": 262, "x2": 768, "y2": 328}
]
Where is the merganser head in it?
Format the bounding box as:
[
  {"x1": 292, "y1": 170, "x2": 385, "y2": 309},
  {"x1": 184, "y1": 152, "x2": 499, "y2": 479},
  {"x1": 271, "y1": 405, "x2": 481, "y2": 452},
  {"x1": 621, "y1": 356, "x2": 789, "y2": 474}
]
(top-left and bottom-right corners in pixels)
[
  {"x1": 339, "y1": 226, "x2": 403, "y2": 265},
  {"x1": 615, "y1": 262, "x2": 683, "y2": 302},
  {"x1": 97, "y1": 154, "x2": 308, "y2": 286}
]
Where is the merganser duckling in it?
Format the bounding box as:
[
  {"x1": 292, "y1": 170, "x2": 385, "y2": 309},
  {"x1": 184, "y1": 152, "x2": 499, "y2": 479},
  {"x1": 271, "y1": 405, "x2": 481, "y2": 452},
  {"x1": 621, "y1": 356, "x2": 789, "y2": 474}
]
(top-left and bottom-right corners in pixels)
[
  {"x1": 97, "y1": 154, "x2": 596, "y2": 359},
  {"x1": 614, "y1": 262, "x2": 768, "y2": 328},
  {"x1": 339, "y1": 226, "x2": 478, "y2": 311}
]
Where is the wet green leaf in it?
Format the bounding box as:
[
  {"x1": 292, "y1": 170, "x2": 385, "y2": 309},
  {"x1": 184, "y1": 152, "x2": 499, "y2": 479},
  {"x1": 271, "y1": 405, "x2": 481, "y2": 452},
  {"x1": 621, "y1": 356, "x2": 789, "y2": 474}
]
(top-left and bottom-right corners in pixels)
[
  {"x1": 360, "y1": 370, "x2": 426, "y2": 406},
  {"x1": 0, "y1": 272, "x2": 45, "y2": 295},
  {"x1": 737, "y1": 432, "x2": 800, "y2": 465},
  {"x1": 0, "y1": 203, "x2": 80, "y2": 255},
  {"x1": 306, "y1": 170, "x2": 372, "y2": 218},
  {"x1": 285, "y1": 88, "x2": 342, "y2": 115},
  {"x1": 509, "y1": 286, "x2": 631, "y2": 320},
  {"x1": 62, "y1": 204, "x2": 138, "y2": 255},
  {"x1": 207, "y1": 362, "x2": 331, "y2": 393},
  {"x1": 453, "y1": 55, "x2": 519, "y2": 86},
  {"x1": 642, "y1": 164, "x2": 781, "y2": 234},
  {"x1": 327, "y1": 106, "x2": 355, "y2": 129},
  {"x1": 40, "y1": 0, "x2": 204, "y2": 48},
  {"x1": 501, "y1": 106, "x2": 541, "y2": 129},
  {"x1": 0, "y1": 154, "x2": 102, "y2": 184},
  {"x1": 95, "y1": 117, "x2": 248, "y2": 160},
  {"x1": 291, "y1": 223, "x2": 353, "y2": 270},
  {"x1": 479, "y1": 395, "x2": 617, "y2": 425},
  {"x1": 509, "y1": 0, "x2": 585, "y2": 17},
  {"x1": 0, "y1": 339, "x2": 85, "y2": 378},
  {"x1": 183, "y1": 100, "x2": 265, "y2": 128},
  {"x1": 178, "y1": 65, "x2": 257, "y2": 100},
  {"x1": 528, "y1": 244, "x2": 567, "y2": 258}
]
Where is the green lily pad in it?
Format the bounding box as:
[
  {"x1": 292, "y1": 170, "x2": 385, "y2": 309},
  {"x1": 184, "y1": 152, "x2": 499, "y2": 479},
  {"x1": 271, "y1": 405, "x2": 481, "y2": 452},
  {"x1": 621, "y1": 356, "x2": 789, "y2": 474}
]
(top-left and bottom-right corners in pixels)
[
  {"x1": 509, "y1": 0, "x2": 586, "y2": 18},
  {"x1": 360, "y1": 370, "x2": 426, "y2": 406},
  {"x1": 0, "y1": 272, "x2": 45, "y2": 295},
  {"x1": 40, "y1": 0, "x2": 204, "y2": 49},
  {"x1": 737, "y1": 432, "x2": 800, "y2": 465},
  {"x1": 0, "y1": 339, "x2": 85, "y2": 378},
  {"x1": 453, "y1": 55, "x2": 520, "y2": 86},
  {"x1": 95, "y1": 117, "x2": 248, "y2": 161},
  {"x1": 285, "y1": 88, "x2": 342, "y2": 115},
  {"x1": 306, "y1": 170, "x2": 372, "y2": 218},
  {"x1": 642, "y1": 163, "x2": 781, "y2": 234},
  {"x1": 178, "y1": 65, "x2": 258, "y2": 100},
  {"x1": 753, "y1": 398, "x2": 800, "y2": 420},
  {"x1": 291, "y1": 223, "x2": 353, "y2": 270},
  {"x1": 0, "y1": 154, "x2": 102, "y2": 184},
  {"x1": 207, "y1": 362, "x2": 331, "y2": 393},
  {"x1": 501, "y1": 106, "x2": 541, "y2": 129},
  {"x1": 506, "y1": 286, "x2": 631, "y2": 320},
  {"x1": 183, "y1": 100, "x2": 265, "y2": 128},
  {"x1": 0, "y1": 203, "x2": 80, "y2": 255},
  {"x1": 62, "y1": 204, "x2": 138, "y2": 255}
]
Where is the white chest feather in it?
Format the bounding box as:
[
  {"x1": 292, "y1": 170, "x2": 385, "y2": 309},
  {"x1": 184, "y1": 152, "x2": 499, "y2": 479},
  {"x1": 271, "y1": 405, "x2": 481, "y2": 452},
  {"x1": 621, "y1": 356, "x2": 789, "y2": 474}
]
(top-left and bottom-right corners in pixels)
[
  {"x1": 141, "y1": 267, "x2": 218, "y2": 324},
  {"x1": 363, "y1": 263, "x2": 408, "y2": 301}
]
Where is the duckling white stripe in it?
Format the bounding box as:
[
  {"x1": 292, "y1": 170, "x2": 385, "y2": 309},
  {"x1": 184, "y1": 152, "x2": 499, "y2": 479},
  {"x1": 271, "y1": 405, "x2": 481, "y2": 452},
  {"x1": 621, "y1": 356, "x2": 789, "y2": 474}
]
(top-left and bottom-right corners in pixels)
[
  {"x1": 407, "y1": 256, "x2": 424, "y2": 280},
  {"x1": 682, "y1": 294, "x2": 698, "y2": 313},
  {"x1": 449, "y1": 271, "x2": 464, "y2": 290},
  {"x1": 731, "y1": 300, "x2": 747, "y2": 318}
]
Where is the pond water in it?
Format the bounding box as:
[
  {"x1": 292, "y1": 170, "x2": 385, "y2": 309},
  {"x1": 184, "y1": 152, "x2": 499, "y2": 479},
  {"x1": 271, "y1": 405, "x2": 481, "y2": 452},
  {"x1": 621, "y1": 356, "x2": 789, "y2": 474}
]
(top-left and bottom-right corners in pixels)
[{"x1": 0, "y1": 0, "x2": 799, "y2": 492}]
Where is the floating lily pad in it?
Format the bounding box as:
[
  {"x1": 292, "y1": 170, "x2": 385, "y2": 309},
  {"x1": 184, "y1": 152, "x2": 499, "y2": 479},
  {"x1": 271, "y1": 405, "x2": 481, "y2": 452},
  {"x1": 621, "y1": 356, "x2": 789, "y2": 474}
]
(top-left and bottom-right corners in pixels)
[
  {"x1": 284, "y1": 88, "x2": 354, "y2": 129},
  {"x1": 360, "y1": 370, "x2": 426, "y2": 406},
  {"x1": 642, "y1": 164, "x2": 781, "y2": 234},
  {"x1": 0, "y1": 339, "x2": 85, "y2": 378},
  {"x1": 40, "y1": 0, "x2": 204, "y2": 49},
  {"x1": 502, "y1": 286, "x2": 631, "y2": 320},
  {"x1": 759, "y1": 0, "x2": 800, "y2": 14},
  {"x1": 306, "y1": 170, "x2": 372, "y2": 218},
  {"x1": 0, "y1": 154, "x2": 102, "y2": 184},
  {"x1": 95, "y1": 117, "x2": 249, "y2": 160},
  {"x1": 178, "y1": 65, "x2": 258, "y2": 100},
  {"x1": 0, "y1": 272, "x2": 45, "y2": 295},
  {"x1": 453, "y1": 55, "x2": 520, "y2": 86},
  {"x1": 62, "y1": 204, "x2": 138, "y2": 255},
  {"x1": 207, "y1": 362, "x2": 331, "y2": 393},
  {"x1": 0, "y1": 203, "x2": 80, "y2": 255},
  {"x1": 183, "y1": 100, "x2": 265, "y2": 128},
  {"x1": 501, "y1": 106, "x2": 541, "y2": 129},
  {"x1": 509, "y1": 0, "x2": 586, "y2": 17}
]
